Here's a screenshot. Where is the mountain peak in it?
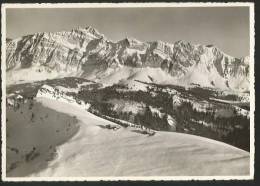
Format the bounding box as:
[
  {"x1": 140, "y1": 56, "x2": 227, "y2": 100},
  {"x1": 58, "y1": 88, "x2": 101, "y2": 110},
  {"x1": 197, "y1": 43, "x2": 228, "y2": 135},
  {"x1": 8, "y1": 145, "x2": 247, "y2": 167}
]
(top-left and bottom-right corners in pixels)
[
  {"x1": 73, "y1": 25, "x2": 103, "y2": 38},
  {"x1": 85, "y1": 26, "x2": 99, "y2": 33},
  {"x1": 118, "y1": 37, "x2": 143, "y2": 47},
  {"x1": 174, "y1": 40, "x2": 191, "y2": 46},
  {"x1": 126, "y1": 37, "x2": 144, "y2": 45}
]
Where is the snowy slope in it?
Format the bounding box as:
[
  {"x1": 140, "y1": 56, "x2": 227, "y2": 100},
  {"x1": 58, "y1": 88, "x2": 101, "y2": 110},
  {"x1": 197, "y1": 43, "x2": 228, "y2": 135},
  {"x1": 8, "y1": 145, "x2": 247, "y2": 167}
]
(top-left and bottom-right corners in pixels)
[
  {"x1": 95, "y1": 66, "x2": 179, "y2": 90},
  {"x1": 6, "y1": 100, "x2": 80, "y2": 177},
  {"x1": 15, "y1": 97, "x2": 249, "y2": 177}
]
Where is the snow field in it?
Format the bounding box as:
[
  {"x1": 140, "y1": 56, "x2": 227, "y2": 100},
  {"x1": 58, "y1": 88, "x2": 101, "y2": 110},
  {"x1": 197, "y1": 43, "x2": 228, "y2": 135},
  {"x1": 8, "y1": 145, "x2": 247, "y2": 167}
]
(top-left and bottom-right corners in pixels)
[{"x1": 28, "y1": 97, "x2": 250, "y2": 177}]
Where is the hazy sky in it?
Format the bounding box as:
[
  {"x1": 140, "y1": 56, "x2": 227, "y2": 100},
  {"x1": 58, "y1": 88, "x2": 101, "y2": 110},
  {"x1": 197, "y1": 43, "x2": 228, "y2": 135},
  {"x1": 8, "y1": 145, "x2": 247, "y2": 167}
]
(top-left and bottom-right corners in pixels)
[{"x1": 6, "y1": 7, "x2": 250, "y2": 57}]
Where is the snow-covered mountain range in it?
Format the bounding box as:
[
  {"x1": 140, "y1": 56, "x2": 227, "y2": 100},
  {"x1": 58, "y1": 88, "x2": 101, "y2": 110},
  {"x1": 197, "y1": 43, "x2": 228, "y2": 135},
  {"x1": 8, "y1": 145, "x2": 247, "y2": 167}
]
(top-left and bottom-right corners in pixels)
[{"x1": 6, "y1": 26, "x2": 249, "y2": 91}]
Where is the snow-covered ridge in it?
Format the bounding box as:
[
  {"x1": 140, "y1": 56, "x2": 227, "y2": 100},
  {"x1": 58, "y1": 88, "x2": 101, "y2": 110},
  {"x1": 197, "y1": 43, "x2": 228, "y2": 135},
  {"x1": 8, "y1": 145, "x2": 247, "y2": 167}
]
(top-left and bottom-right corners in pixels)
[
  {"x1": 36, "y1": 85, "x2": 90, "y2": 110},
  {"x1": 6, "y1": 26, "x2": 249, "y2": 91}
]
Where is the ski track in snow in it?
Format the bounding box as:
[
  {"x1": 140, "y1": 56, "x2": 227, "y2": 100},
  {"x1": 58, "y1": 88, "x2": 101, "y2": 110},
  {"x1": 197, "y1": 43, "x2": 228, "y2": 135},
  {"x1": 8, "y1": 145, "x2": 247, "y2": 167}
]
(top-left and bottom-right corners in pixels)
[{"x1": 24, "y1": 97, "x2": 250, "y2": 177}]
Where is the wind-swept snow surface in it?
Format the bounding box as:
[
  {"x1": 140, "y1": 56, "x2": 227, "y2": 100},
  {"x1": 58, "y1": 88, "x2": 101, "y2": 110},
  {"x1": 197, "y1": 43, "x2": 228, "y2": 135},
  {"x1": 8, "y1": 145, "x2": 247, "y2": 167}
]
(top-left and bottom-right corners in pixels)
[{"x1": 21, "y1": 97, "x2": 250, "y2": 177}]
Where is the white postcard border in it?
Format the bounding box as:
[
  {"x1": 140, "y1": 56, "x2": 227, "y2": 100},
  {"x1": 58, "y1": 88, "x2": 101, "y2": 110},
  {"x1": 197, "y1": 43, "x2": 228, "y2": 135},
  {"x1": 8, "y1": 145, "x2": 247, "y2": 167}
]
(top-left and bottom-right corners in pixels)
[{"x1": 1, "y1": 2, "x2": 255, "y2": 181}]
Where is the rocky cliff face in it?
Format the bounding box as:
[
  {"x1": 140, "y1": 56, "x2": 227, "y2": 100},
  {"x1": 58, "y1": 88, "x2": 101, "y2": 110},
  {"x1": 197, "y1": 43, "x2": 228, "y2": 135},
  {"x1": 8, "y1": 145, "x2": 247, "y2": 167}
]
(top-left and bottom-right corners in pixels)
[{"x1": 6, "y1": 26, "x2": 249, "y2": 91}]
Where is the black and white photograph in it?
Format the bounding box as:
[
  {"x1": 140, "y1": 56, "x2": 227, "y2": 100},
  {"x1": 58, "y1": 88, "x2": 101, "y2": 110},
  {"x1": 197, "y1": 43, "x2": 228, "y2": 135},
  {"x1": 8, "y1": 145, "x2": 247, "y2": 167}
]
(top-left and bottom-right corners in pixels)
[{"x1": 1, "y1": 2, "x2": 255, "y2": 181}]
